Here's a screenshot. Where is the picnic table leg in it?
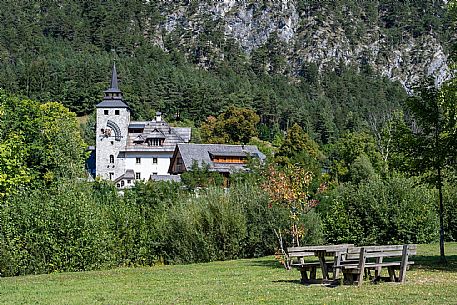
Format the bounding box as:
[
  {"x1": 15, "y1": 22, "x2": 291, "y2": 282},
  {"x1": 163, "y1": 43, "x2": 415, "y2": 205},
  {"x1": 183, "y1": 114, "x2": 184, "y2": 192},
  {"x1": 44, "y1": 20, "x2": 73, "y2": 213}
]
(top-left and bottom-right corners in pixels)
[
  {"x1": 375, "y1": 257, "x2": 383, "y2": 279},
  {"x1": 356, "y1": 248, "x2": 366, "y2": 287},
  {"x1": 300, "y1": 270, "x2": 309, "y2": 284},
  {"x1": 318, "y1": 254, "x2": 329, "y2": 281},
  {"x1": 333, "y1": 251, "x2": 342, "y2": 282},
  {"x1": 399, "y1": 244, "x2": 409, "y2": 283},
  {"x1": 387, "y1": 267, "x2": 396, "y2": 282},
  {"x1": 343, "y1": 272, "x2": 352, "y2": 285},
  {"x1": 310, "y1": 266, "x2": 317, "y2": 280}
]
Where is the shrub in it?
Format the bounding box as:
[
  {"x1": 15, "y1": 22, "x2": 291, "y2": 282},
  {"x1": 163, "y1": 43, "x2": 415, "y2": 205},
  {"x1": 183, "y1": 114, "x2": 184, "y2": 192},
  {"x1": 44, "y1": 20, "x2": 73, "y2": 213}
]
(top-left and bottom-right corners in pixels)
[
  {"x1": 0, "y1": 180, "x2": 114, "y2": 276},
  {"x1": 161, "y1": 187, "x2": 247, "y2": 263},
  {"x1": 319, "y1": 176, "x2": 439, "y2": 245},
  {"x1": 0, "y1": 177, "x2": 313, "y2": 276},
  {"x1": 158, "y1": 183, "x2": 290, "y2": 263}
]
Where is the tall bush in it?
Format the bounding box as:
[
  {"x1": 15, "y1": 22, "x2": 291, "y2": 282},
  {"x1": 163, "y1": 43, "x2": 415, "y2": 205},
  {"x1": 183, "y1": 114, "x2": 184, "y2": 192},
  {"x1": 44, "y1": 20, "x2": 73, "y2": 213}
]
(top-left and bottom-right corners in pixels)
[
  {"x1": 0, "y1": 180, "x2": 114, "y2": 276},
  {"x1": 319, "y1": 176, "x2": 438, "y2": 245},
  {"x1": 158, "y1": 182, "x2": 289, "y2": 263},
  {"x1": 0, "y1": 178, "x2": 311, "y2": 277}
]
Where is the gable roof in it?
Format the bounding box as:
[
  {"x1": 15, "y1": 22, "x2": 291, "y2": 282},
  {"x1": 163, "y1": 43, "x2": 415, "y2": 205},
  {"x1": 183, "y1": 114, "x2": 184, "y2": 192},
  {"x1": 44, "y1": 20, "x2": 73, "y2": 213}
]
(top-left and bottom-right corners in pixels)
[
  {"x1": 114, "y1": 169, "x2": 135, "y2": 183},
  {"x1": 125, "y1": 120, "x2": 191, "y2": 151},
  {"x1": 171, "y1": 143, "x2": 266, "y2": 173}
]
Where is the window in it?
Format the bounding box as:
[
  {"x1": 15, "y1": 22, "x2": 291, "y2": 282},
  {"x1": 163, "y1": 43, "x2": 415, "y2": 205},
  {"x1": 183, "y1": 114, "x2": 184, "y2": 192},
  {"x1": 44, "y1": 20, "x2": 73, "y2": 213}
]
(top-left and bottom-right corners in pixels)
[
  {"x1": 127, "y1": 179, "x2": 131, "y2": 184},
  {"x1": 152, "y1": 172, "x2": 158, "y2": 175},
  {"x1": 135, "y1": 172, "x2": 141, "y2": 180},
  {"x1": 152, "y1": 138, "x2": 163, "y2": 146},
  {"x1": 128, "y1": 128, "x2": 144, "y2": 133},
  {"x1": 153, "y1": 158, "x2": 158, "y2": 164},
  {"x1": 109, "y1": 172, "x2": 114, "y2": 180},
  {"x1": 109, "y1": 155, "x2": 114, "y2": 164},
  {"x1": 136, "y1": 157, "x2": 141, "y2": 164},
  {"x1": 212, "y1": 156, "x2": 246, "y2": 164},
  {"x1": 177, "y1": 158, "x2": 183, "y2": 165},
  {"x1": 104, "y1": 110, "x2": 109, "y2": 115},
  {"x1": 115, "y1": 110, "x2": 120, "y2": 115},
  {"x1": 121, "y1": 180, "x2": 124, "y2": 187}
]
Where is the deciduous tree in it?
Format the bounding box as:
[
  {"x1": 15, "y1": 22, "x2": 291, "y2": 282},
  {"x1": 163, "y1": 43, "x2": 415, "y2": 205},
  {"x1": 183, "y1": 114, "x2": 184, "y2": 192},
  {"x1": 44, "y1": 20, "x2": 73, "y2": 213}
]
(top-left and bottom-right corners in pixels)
[
  {"x1": 397, "y1": 79, "x2": 457, "y2": 262},
  {"x1": 276, "y1": 123, "x2": 324, "y2": 176},
  {"x1": 200, "y1": 106, "x2": 259, "y2": 144},
  {"x1": 262, "y1": 164, "x2": 318, "y2": 246},
  {"x1": 0, "y1": 92, "x2": 87, "y2": 189}
]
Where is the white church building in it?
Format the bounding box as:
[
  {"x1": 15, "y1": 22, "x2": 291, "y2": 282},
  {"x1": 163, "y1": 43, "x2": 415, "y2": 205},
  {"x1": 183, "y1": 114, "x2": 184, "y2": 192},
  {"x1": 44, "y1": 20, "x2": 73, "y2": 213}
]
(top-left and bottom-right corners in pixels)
[{"x1": 95, "y1": 64, "x2": 191, "y2": 188}]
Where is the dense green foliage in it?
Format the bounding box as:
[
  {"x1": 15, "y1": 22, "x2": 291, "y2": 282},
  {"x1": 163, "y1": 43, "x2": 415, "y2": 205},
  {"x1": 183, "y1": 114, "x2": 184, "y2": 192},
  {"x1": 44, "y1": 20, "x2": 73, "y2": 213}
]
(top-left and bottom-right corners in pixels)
[
  {"x1": 319, "y1": 176, "x2": 439, "y2": 245},
  {"x1": 201, "y1": 106, "x2": 260, "y2": 144},
  {"x1": 0, "y1": 92, "x2": 86, "y2": 196},
  {"x1": 0, "y1": 180, "x2": 114, "y2": 275},
  {"x1": 180, "y1": 161, "x2": 224, "y2": 189},
  {"x1": 0, "y1": 1, "x2": 456, "y2": 278},
  {"x1": 0, "y1": 0, "x2": 413, "y2": 143},
  {"x1": 0, "y1": 180, "x2": 305, "y2": 276}
]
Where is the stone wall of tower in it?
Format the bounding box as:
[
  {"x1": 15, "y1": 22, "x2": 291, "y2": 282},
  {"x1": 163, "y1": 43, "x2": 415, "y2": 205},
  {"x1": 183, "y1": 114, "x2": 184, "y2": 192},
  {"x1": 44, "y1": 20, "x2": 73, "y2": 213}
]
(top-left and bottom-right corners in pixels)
[{"x1": 95, "y1": 107, "x2": 130, "y2": 180}]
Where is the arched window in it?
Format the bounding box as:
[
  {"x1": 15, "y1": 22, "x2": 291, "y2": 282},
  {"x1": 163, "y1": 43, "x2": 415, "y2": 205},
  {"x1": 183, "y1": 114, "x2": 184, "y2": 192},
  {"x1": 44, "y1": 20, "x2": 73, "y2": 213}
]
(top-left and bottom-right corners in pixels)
[
  {"x1": 109, "y1": 155, "x2": 114, "y2": 164},
  {"x1": 107, "y1": 120, "x2": 122, "y2": 141}
]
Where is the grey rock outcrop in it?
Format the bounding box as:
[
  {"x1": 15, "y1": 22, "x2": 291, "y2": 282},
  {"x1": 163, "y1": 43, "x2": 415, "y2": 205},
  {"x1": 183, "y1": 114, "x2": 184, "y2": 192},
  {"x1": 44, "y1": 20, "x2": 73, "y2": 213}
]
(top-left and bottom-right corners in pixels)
[{"x1": 154, "y1": 0, "x2": 453, "y2": 89}]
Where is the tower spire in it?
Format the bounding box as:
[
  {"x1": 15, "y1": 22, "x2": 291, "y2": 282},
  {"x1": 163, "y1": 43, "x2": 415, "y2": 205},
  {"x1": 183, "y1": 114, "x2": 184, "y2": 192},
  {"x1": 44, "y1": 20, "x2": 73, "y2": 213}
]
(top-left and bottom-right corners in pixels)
[
  {"x1": 110, "y1": 62, "x2": 119, "y2": 90},
  {"x1": 103, "y1": 62, "x2": 122, "y2": 100},
  {"x1": 96, "y1": 62, "x2": 129, "y2": 108}
]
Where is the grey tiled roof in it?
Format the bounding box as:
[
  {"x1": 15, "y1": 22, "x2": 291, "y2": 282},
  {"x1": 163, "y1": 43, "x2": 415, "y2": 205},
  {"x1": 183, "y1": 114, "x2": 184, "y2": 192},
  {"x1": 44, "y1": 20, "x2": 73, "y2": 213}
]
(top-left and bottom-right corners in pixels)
[
  {"x1": 109, "y1": 62, "x2": 120, "y2": 90},
  {"x1": 176, "y1": 143, "x2": 266, "y2": 173},
  {"x1": 96, "y1": 99, "x2": 129, "y2": 108},
  {"x1": 129, "y1": 123, "x2": 145, "y2": 129},
  {"x1": 143, "y1": 130, "x2": 166, "y2": 139},
  {"x1": 150, "y1": 175, "x2": 181, "y2": 182},
  {"x1": 173, "y1": 128, "x2": 192, "y2": 143},
  {"x1": 114, "y1": 169, "x2": 135, "y2": 183},
  {"x1": 126, "y1": 120, "x2": 191, "y2": 149}
]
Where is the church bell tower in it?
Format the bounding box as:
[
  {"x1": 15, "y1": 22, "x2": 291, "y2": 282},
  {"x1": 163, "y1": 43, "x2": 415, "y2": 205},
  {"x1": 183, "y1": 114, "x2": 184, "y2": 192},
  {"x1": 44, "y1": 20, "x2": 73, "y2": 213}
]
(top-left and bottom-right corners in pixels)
[{"x1": 95, "y1": 63, "x2": 130, "y2": 180}]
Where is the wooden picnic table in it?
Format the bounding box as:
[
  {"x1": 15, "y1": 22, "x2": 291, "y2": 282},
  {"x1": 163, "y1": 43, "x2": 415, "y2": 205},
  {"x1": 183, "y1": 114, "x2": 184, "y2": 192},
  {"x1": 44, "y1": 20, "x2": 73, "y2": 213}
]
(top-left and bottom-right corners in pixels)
[
  {"x1": 287, "y1": 244, "x2": 353, "y2": 283},
  {"x1": 288, "y1": 244, "x2": 416, "y2": 286}
]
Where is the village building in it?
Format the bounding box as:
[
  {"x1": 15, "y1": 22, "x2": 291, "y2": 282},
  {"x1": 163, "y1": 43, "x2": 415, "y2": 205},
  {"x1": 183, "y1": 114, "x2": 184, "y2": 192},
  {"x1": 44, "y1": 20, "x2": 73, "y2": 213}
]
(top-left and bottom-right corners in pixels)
[
  {"x1": 94, "y1": 64, "x2": 266, "y2": 188},
  {"x1": 95, "y1": 64, "x2": 191, "y2": 188},
  {"x1": 168, "y1": 143, "x2": 266, "y2": 178}
]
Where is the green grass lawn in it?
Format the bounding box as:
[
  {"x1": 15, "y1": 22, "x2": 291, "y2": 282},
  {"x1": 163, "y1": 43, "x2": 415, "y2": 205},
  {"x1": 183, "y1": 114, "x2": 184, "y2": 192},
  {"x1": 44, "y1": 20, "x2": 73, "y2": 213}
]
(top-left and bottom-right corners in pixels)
[{"x1": 1, "y1": 243, "x2": 457, "y2": 305}]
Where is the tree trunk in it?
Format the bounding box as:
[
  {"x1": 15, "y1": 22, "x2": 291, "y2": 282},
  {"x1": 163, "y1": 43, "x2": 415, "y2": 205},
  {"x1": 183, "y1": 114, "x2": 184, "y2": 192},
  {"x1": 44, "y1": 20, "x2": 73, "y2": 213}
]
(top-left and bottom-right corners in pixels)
[{"x1": 437, "y1": 166, "x2": 446, "y2": 263}]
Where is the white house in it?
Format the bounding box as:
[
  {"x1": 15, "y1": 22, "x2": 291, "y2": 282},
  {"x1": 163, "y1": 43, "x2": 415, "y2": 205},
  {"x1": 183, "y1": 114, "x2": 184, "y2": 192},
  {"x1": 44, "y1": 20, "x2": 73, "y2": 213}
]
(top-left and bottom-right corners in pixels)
[{"x1": 95, "y1": 64, "x2": 190, "y2": 188}]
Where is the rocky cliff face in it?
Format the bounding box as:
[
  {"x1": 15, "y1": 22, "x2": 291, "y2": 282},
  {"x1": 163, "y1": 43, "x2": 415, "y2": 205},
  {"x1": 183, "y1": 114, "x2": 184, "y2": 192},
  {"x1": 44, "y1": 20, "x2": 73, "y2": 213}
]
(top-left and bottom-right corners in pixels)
[{"x1": 153, "y1": 0, "x2": 452, "y2": 89}]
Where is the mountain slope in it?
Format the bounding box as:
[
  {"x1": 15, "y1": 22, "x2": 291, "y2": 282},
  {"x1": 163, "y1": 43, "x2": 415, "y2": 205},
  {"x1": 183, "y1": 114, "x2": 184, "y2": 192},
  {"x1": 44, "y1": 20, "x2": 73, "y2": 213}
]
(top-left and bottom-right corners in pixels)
[
  {"x1": 156, "y1": 0, "x2": 453, "y2": 89},
  {"x1": 0, "y1": 0, "x2": 453, "y2": 142}
]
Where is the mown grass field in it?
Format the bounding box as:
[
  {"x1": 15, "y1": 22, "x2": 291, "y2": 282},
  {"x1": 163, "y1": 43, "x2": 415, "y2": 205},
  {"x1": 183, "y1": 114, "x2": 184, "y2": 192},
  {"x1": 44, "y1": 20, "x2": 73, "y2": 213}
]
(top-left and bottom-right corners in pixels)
[{"x1": 1, "y1": 243, "x2": 457, "y2": 305}]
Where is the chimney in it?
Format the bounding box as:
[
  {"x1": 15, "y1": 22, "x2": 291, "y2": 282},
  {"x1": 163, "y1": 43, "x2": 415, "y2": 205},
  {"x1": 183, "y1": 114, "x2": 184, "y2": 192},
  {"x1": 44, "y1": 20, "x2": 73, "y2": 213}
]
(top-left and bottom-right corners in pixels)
[{"x1": 156, "y1": 111, "x2": 162, "y2": 122}]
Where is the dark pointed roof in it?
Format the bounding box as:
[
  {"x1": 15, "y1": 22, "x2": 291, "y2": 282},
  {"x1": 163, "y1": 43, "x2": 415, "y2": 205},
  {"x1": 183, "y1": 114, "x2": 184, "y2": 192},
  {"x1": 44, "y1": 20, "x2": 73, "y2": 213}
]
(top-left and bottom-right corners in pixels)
[
  {"x1": 110, "y1": 62, "x2": 119, "y2": 89},
  {"x1": 96, "y1": 62, "x2": 129, "y2": 109}
]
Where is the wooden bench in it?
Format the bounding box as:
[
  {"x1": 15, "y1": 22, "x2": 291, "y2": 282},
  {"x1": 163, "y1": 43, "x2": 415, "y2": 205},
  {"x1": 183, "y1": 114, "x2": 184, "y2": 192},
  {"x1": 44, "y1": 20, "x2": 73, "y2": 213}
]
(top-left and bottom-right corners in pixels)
[
  {"x1": 336, "y1": 244, "x2": 416, "y2": 286},
  {"x1": 286, "y1": 244, "x2": 353, "y2": 284}
]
